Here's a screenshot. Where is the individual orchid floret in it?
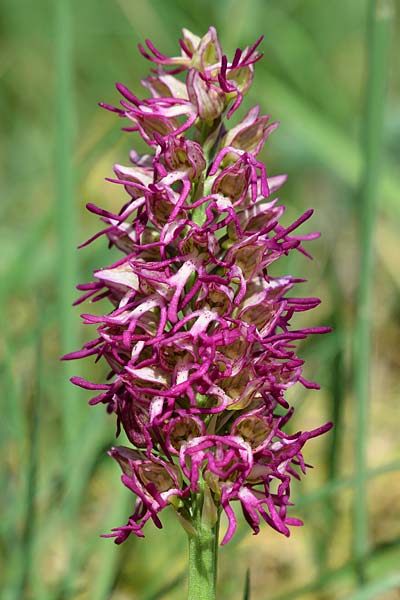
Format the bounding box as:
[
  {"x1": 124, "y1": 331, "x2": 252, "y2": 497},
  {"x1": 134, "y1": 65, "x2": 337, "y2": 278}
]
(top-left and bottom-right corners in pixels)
[
  {"x1": 106, "y1": 445, "x2": 185, "y2": 542},
  {"x1": 64, "y1": 27, "x2": 332, "y2": 572},
  {"x1": 115, "y1": 27, "x2": 266, "y2": 137},
  {"x1": 138, "y1": 26, "x2": 223, "y2": 73},
  {"x1": 217, "y1": 36, "x2": 264, "y2": 117},
  {"x1": 153, "y1": 134, "x2": 206, "y2": 180},
  {"x1": 186, "y1": 69, "x2": 226, "y2": 123},
  {"x1": 221, "y1": 106, "x2": 279, "y2": 158}
]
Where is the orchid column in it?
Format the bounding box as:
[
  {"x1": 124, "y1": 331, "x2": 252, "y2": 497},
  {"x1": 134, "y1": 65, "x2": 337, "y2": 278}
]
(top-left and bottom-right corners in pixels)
[{"x1": 64, "y1": 27, "x2": 332, "y2": 600}]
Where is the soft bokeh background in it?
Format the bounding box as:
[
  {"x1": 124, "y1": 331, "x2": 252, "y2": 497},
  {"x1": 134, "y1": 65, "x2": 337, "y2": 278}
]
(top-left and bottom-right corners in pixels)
[{"x1": 1, "y1": 0, "x2": 399, "y2": 598}]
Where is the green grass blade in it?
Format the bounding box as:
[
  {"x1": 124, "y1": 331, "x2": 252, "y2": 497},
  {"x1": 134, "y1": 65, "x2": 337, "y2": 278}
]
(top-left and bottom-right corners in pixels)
[
  {"x1": 1, "y1": 311, "x2": 46, "y2": 600},
  {"x1": 269, "y1": 538, "x2": 400, "y2": 600},
  {"x1": 1, "y1": 360, "x2": 25, "y2": 600},
  {"x1": 0, "y1": 212, "x2": 53, "y2": 302},
  {"x1": 55, "y1": 0, "x2": 79, "y2": 450},
  {"x1": 89, "y1": 487, "x2": 131, "y2": 600},
  {"x1": 54, "y1": 0, "x2": 82, "y2": 595},
  {"x1": 243, "y1": 569, "x2": 251, "y2": 600},
  {"x1": 346, "y1": 572, "x2": 400, "y2": 600},
  {"x1": 14, "y1": 331, "x2": 43, "y2": 600},
  {"x1": 251, "y1": 70, "x2": 400, "y2": 221},
  {"x1": 326, "y1": 263, "x2": 347, "y2": 483},
  {"x1": 352, "y1": 0, "x2": 393, "y2": 581},
  {"x1": 296, "y1": 460, "x2": 400, "y2": 509},
  {"x1": 145, "y1": 574, "x2": 186, "y2": 600}
]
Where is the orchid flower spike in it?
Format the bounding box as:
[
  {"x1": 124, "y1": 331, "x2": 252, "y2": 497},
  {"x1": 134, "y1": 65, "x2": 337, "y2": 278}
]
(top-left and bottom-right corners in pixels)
[{"x1": 64, "y1": 26, "x2": 332, "y2": 547}]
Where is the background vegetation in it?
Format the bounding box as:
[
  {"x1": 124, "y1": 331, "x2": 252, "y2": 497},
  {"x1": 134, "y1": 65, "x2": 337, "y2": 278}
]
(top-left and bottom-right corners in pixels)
[{"x1": 1, "y1": 0, "x2": 399, "y2": 598}]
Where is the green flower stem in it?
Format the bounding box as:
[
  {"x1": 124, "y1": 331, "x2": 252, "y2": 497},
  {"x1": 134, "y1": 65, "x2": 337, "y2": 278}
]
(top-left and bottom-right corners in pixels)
[{"x1": 187, "y1": 493, "x2": 220, "y2": 600}]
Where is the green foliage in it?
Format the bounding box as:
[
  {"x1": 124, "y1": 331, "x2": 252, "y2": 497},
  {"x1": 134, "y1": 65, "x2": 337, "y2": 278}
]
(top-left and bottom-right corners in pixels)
[
  {"x1": 243, "y1": 569, "x2": 251, "y2": 600},
  {"x1": 1, "y1": 0, "x2": 399, "y2": 598}
]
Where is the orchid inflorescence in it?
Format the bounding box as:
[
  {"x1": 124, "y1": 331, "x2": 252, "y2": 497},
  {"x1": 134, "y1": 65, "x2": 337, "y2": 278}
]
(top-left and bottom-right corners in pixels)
[{"x1": 64, "y1": 27, "x2": 332, "y2": 546}]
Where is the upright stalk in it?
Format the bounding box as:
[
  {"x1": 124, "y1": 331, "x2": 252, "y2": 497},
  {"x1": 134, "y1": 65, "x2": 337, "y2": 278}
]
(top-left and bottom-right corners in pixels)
[
  {"x1": 54, "y1": 3, "x2": 81, "y2": 597},
  {"x1": 188, "y1": 493, "x2": 220, "y2": 600},
  {"x1": 55, "y1": 0, "x2": 78, "y2": 449},
  {"x1": 353, "y1": 0, "x2": 392, "y2": 582}
]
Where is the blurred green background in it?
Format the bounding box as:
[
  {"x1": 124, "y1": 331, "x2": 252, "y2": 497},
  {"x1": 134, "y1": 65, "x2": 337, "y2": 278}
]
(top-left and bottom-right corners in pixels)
[{"x1": 1, "y1": 0, "x2": 399, "y2": 598}]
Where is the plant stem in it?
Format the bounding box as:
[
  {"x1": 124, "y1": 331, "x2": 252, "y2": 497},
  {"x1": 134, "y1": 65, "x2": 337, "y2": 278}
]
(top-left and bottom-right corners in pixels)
[
  {"x1": 353, "y1": 0, "x2": 392, "y2": 583},
  {"x1": 187, "y1": 493, "x2": 220, "y2": 600},
  {"x1": 55, "y1": 0, "x2": 79, "y2": 450}
]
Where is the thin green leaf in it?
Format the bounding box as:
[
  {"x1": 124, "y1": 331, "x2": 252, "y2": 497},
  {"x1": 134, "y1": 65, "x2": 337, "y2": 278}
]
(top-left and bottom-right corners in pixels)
[
  {"x1": 252, "y1": 71, "x2": 400, "y2": 221},
  {"x1": 145, "y1": 574, "x2": 186, "y2": 600},
  {"x1": 243, "y1": 569, "x2": 251, "y2": 600},
  {"x1": 352, "y1": 0, "x2": 393, "y2": 581},
  {"x1": 90, "y1": 487, "x2": 132, "y2": 600},
  {"x1": 346, "y1": 572, "x2": 400, "y2": 600},
  {"x1": 270, "y1": 539, "x2": 400, "y2": 600},
  {"x1": 0, "y1": 212, "x2": 53, "y2": 302},
  {"x1": 55, "y1": 0, "x2": 80, "y2": 450}
]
